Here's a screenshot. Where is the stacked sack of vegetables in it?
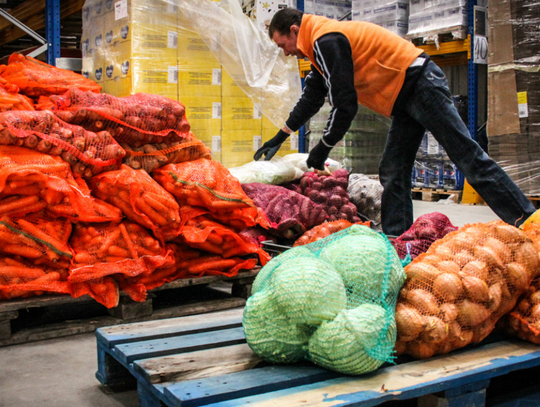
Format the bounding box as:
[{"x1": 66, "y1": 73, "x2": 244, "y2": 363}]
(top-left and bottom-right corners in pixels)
[
  {"x1": 293, "y1": 219, "x2": 371, "y2": 247},
  {"x1": 243, "y1": 225, "x2": 406, "y2": 375},
  {"x1": 392, "y1": 213, "x2": 458, "y2": 259},
  {"x1": 290, "y1": 169, "x2": 361, "y2": 224},
  {"x1": 0, "y1": 53, "x2": 269, "y2": 307},
  {"x1": 394, "y1": 221, "x2": 539, "y2": 359}
]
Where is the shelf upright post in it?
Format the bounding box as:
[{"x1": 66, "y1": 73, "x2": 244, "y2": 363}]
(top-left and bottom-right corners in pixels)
[
  {"x1": 46, "y1": 0, "x2": 61, "y2": 66},
  {"x1": 467, "y1": 0, "x2": 478, "y2": 140},
  {"x1": 297, "y1": 0, "x2": 307, "y2": 153}
]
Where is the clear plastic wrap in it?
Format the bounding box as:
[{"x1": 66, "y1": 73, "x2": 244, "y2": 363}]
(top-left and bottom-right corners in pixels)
[
  {"x1": 406, "y1": 0, "x2": 468, "y2": 39},
  {"x1": 174, "y1": 0, "x2": 302, "y2": 127},
  {"x1": 351, "y1": 0, "x2": 409, "y2": 38}
]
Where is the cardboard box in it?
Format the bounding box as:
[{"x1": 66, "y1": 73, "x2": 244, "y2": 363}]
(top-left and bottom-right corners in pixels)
[
  {"x1": 221, "y1": 130, "x2": 262, "y2": 168},
  {"x1": 222, "y1": 97, "x2": 262, "y2": 131}
]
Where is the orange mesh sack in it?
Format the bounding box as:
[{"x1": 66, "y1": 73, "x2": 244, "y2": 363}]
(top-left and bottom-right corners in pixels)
[
  {"x1": 0, "y1": 257, "x2": 71, "y2": 300},
  {"x1": 121, "y1": 134, "x2": 212, "y2": 173},
  {"x1": 0, "y1": 212, "x2": 73, "y2": 269},
  {"x1": 69, "y1": 221, "x2": 174, "y2": 284},
  {"x1": 177, "y1": 215, "x2": 271, "y2": 266},
  {"x1": 70, "y1": 276, "x2": 120, "y2": 308},
  {"x1": 0, "y1": 110, "x2": 125, "y2": 178},
  {"x1": 41, "y1": 88, "x2": 190, "y2": 146},
  {"x1": 0, "y1": 77, "x2": 34, "y2": 112},
  {"x1": 499, "y1": 223, "x2": 540, "y2": 344},
  {"x1": 90, "y1": 165, "x2": 181, "y2": 241},
  {"x1": 153, "y1": 159, "x2": 270, "y2": 231},
  {"x1": 0, "y1": 145, "x2": 122, "y2": 223},
  {"x1": 175, "y1": 252, "x2": 257, "y2": 279},
  {"x1": 394, "y1": 221, "x2": 539, "y2": 359},
  {"x1": 0, "y1": 53, "x2": 101, "y2": 97},
  {"x1": 293, "y1": 219, "x2": 372, "y2": 246}
]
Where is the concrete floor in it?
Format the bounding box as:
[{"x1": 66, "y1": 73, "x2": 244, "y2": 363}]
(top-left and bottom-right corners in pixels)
[{"x1": 0, "y1": 200, "x2": 500, "y2": 407}]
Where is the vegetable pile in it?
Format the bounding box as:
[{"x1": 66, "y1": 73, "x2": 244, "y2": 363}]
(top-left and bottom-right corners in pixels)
[
  {"x1": 243, "y1": 225, "x2": 405, "y2": 375},
  {"x1": 292, "y1": 169, "x2": 361, "y2": 223},
  {"x1": 242, "y1": 183, "x2": 327, "y2": 240},
  {"x1": 394, "y1": 221, "x2": 539, "y2": 359},
  {"x1": 293, "y1": 219, "x2": 371, "y2": 246},
  {"x1": 392, "y1": 212, "x2": 458, "y2": 259}
]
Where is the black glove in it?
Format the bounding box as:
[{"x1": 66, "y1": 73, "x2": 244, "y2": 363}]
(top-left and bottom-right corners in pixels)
[
  {"x1": 306, "y1": 140, "x2": 333, "y2": 170},
  {"x1": 254, "y1": 129, "x2": 290, "y2": 161}
]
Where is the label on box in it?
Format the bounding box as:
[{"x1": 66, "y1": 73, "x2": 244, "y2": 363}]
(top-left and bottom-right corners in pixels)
[
  {"x1": 167, "y1": 2, "x2": 178, "y2": 13},
  {"x1": 212, "y1": 102, "x2": 222, "y2": 119},
  {"x1": 253, "y1": 103, "x2": 262, "y2": 119},
  {"x1": 168, "y1": 66, "x2": 178, "y2": 84},
  {"x1": 253, "y1": 136, "x2": 262, "y2": 151},
  {"x1": 212, "y1": 68, "x2": 222, "y2": 86},
  {"x1": 212, "y1": 135, "x2": 222, "y2": 152},
  {"x1": 290, "y1": 134, "x2": 299, "y2": 150},
  {"x1": 168, "y1": 31, "x2": 178, "y2": 48},
  {"x1": 518, "y1": 91, "x2": 528, "y2": 118},
  {"x1": 115, "y1": 0, "x2": 128, "y2": 20}
]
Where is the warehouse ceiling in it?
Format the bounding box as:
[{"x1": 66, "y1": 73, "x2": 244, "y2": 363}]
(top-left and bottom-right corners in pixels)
[{"x1": 0, "y1": 0, "x2": 83, "y2": 62}]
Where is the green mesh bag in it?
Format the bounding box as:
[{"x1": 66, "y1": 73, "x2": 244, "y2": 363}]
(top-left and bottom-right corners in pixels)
[{"x1": 243, "y1": 225, "x2": 406, "y2": 375}]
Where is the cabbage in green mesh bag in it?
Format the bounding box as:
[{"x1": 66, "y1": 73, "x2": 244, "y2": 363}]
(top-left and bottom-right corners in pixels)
[{"x1": 243, "y1": 225, "x2": 406, "y2": 375}]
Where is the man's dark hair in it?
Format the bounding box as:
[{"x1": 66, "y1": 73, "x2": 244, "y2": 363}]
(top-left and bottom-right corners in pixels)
[{"x1": 268, "y1": 8, "x2": 303, "y2": 39}]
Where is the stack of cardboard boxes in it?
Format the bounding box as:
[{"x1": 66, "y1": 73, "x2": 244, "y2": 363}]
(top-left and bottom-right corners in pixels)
[
  {"x1": 81, "y1": 0, "x2": 297, "y2": 169},
  {"x1": 487, "y1": 0, "x2": 540, "y2": 196},
  {"x1": 351, "y1": 0, "x2": 410, "y2": 38}
]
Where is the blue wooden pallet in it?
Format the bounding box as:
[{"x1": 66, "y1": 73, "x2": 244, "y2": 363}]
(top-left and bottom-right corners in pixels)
[{"x1": 96, "y1": 308, "x2": 540, "y2": 407}]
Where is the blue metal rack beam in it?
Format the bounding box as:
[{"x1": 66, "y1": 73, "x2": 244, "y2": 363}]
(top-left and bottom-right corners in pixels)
[
  {"x1": 467, "y1": 0, "x2": 478, "y2": 140},
  {"x1": 46, "y1": 0, "x2": 61, "y2": 66}
]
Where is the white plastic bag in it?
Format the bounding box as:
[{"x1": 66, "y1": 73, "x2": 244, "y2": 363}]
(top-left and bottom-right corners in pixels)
[
  {"x1": 229, "y1": 156, "x2": 297, "y2": 185},
  {"x1": 282, "y1": 153, "x2": 342, "y2": 174}
]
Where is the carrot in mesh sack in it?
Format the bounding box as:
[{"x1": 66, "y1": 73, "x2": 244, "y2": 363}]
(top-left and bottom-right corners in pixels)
[
  {"x1": 0, "y1": 213, "x2": 73, "y2": 268},
  {"x1": 0, "y1": 146, "x2": 121, "y2": 223},
  {"x1": 120, "y1": 134, "x2": 211, "y2": 173},
  {"x1": 68, "y1": 220, "x2": 174, "y2": 284},
  {"x1": 0, "y1": 110, "x2": 125, "y2": 178},
  {"x1": 0, "y1": 257, "x2": 71, "y2": 300},
  {"x1": 242, "y1": 183, "x2": 327, "y2": 240},
  {"x1": 90, "y1": 165, "x2": 181, "y2": 241},
  {"x1": 40, "y1": 88, "x2": 191, "y2": 147},
  {"x1": 0, "y1": 77, "x2": 34, "y2": 112},
  {"x1": 177, "y1": 215, "x2": 271, "y2": 266},
  {"x1": 293, "y1": 219, "x2": 372, "y2": 246},
  {"x1": 69, "y1": 276, "x2": 120, "y2": 308},
  {"x1": 392, "y1": 212, "x2": 458, "y2": 260},
  {"x1": 0, "y1": 53, "x2": 101, "y2": 97},
  {"x1": 153, "y1": 160, "x2": 271, "y2": 231},
  {"x1": 394, "y1": 220, "x2": 540, "y2": 359},
  {"x1": 175, "y1": 253, "x2": 257, "y2": 279}
]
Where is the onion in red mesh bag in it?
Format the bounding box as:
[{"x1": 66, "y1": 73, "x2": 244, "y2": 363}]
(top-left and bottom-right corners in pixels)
[
  {"x1": 242, "y1": 183, "x2": 328, "y2": 240},
  {"x1": 296, "y1": 169, "x2": 360, "y2": 223},
  {"x1": 392, "y1": 212, "x2": 458, "y2": 259}
]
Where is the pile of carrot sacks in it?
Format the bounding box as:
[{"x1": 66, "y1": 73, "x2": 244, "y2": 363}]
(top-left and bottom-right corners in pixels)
[{"x1": 0, "y1": 53, "x2": 270, "y2": 308}]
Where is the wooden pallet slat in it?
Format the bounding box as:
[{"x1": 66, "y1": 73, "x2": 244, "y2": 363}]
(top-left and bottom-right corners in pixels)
[
  {"x1": 162, "y1": 365, "x2": 339, "y2": 407},
  {"x1": 114, "y1": 327, "x2": 247, "y2": 364}
]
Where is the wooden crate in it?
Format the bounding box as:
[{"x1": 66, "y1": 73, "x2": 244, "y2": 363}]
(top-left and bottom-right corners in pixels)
[
  {"x1": 96, "y1": 308, "x2": 540, "y2": 407},
  {"x1": 0, "y1": 270, "x2": 257, "y2": 347}
]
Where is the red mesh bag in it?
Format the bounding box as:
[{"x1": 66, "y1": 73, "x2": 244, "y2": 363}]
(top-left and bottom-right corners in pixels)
[
  {"x1": 0, "y1": 145, "x2": 122, "y2": 223},
  {"x1": 499, "y1": 223, "x2": 540, "y2": 344},
  {"x1": 242, "y1": 183, "x2": 327, "y2": 240},
  {"x1": 392, "y1": 212, "x2": 458, "y2": 259},
  {"x1": 69, "y1": 221, "x2": 174, "y2": 284},
  {"x1": 121, "y1": 134, "x2": 211, "y2": 173},
  {"x1": 40, "y1": 88, "x2": 190, "y2": 146},
  {"x1": 0, "y1": 110, "x2": 125, "y2": 178},
  {"x1": 176, "y1": 215, "x2": 271, "y2": 266},
  {"x1": 175, "y1": 252, "x2": 257, "y2": 279},
  {"x1": 0, "y1": 53, "x2": 101, "y2": 97},
  {"x1": 0, "y1": 212, "x2": 72, "y2": 269},
  {"x1": 153, "y1": 159, "x2": 270, "y2": 231},
  {"x1": 293, "y1": 219, "x2": 372, "y2": 246},
  {"x1": 90, "y1": 165, "x2": 181, "y2": 241},
  {"x1": 0, "y1": 77, "x2": 34, "y2": 112},
  {"x1": 394, "y1": 221, "x2": 539, "y2": 359},
  {"x1": 0, "y1": 256, "x2": 71, "y2": 300},
  {"x1": 70, "y1": 276, "x2": 119, "y2": 308},
  {"x1": 295, "y1": 169, "x2": 361, "y2": 223}
]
